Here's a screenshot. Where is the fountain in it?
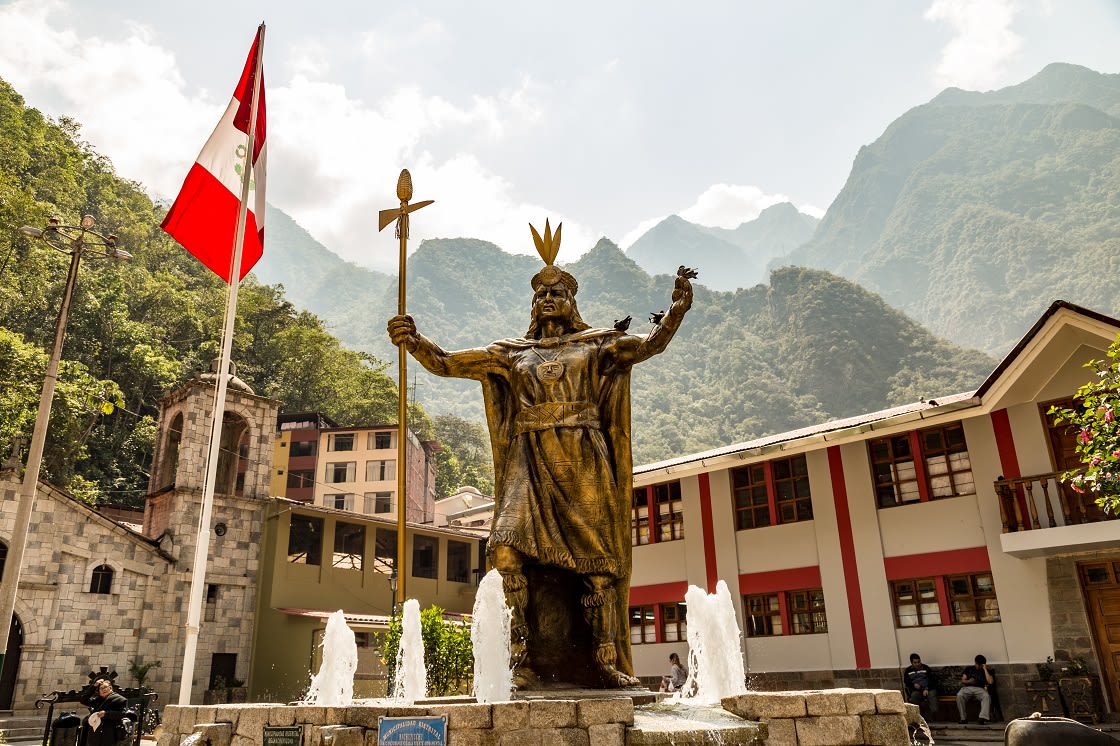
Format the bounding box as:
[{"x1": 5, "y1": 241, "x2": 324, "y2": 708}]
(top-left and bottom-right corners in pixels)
[
  {"x1": 392, "y1": 598, "x2": 427, "y2": 703},
  {"x1": 471, "y1": 569, "x2": 513, "y2": 703},
  {"x1": 675, "y1": 580, "x2": 747, "y2": 704},
  {"x1": 302, "y1": 610, "x2": 356, "y2": 706}
]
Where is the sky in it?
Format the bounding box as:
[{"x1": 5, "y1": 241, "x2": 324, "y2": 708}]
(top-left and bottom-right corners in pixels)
[{"x1": 0, "y1": 0, "x2": 1117, "y2": 273}]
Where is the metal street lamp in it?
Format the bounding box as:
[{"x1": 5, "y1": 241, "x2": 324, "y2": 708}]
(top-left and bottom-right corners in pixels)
[
  {"x1": 0, "y1": 216, "x2": 130, "y2": 673},
  {"x1": 389, "y1": 567, "x2": 399, "y2": 620}
]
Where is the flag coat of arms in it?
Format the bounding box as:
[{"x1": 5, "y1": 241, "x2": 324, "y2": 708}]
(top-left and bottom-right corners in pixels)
[{"x1": 162, "y1": 27, "x2": 266, "y2": 282}]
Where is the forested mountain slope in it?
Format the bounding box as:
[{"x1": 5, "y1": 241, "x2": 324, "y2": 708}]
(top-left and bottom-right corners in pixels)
[{"x1": 784, "y1": 63, "x2": 1120, "y2": 354}]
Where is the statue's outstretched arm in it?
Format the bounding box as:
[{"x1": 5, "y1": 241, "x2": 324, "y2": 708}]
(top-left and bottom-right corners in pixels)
[
  {"x1": 387, "y1": 314, "x2": 502, "y2": 379},
  {"x1": 607, "y1": 266, "x2": 696, "y2": 366}
]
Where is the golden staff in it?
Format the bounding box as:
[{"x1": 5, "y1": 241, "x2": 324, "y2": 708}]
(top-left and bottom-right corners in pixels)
[{"x1": 378, "y1": 169, "x2": 433, "y2": 608}]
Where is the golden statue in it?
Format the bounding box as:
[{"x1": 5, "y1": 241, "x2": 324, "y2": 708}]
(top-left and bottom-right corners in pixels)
[{"x1": 388, "y1": 221, "x2": 695, "y2": 689}]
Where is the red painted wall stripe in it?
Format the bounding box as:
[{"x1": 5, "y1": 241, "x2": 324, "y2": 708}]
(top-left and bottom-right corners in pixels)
[
  {"x1": 991, "y1": 408, "x2": 1030, "y2": 522},
  {"x1": 738, "y1": 566, "x2": 823, "y2": 594},
  {"x1": 934, "y1": 576, "x2": 952, "y2": 627},
  {"x1": 629, "y1": 580, "x2": 690, "y2": 606},
  {"x1": 698, "y1": 472, "x2": 719, "y2": 593},
  {"x1": 882, "y1": 547, "x2": 992, "y2": 580},
  {"x1": 828, "y1": 445, "x2": 871, "y2": 669}
]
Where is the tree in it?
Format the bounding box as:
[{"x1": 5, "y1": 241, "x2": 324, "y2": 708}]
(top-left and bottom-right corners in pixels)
[
  {"x1": 381, "y1": 605, "x2": 473, "y2": 697},
  {"x1": 432, "y1": 414, "x2": 493, "y2": 499},
  {"x1": 1048, "y1": 335, "x2": 1120, "y2": 515}
]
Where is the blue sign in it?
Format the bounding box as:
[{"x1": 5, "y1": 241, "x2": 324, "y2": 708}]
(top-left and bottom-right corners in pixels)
[{"x1": 377, "y1": 716, "x2": 447, "y2": 746}]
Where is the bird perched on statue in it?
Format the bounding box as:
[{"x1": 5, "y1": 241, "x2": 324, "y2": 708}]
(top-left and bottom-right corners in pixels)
[
  {"x1": 677, "y1": 265, "x2": 699, "y2": 279},
  {"x1": 613, "y1": 315, "x2": 632, "y2": 332},
  {"x1": 649, "y1": 310, "x2": 666, "y2": 325}
]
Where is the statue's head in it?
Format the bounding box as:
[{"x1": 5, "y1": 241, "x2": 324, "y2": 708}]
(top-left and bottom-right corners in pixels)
[{"x1": 525, "y1": 220, "x2": 590, "y2": 338}]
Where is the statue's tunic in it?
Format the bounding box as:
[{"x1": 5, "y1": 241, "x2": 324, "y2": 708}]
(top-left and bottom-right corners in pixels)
[{"x1": 486, "y1": 332, "x2": 627, "y2": 577}]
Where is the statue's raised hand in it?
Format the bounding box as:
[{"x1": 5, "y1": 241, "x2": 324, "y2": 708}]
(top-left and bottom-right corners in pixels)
[
  {"x1": 673, "y1": 265, "x2": 698, "y2": 303},
  {"x1": 387, "y1": 314, "x2": 418, "y2": 350}
]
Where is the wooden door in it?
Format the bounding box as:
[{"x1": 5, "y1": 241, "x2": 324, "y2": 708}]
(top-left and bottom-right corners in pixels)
[
  {"x1": 1041, "y1": 399, "x2": 1107, "y2": 523},
  {"x1": 1079, "y1": 561, "x2": 1120, "y2": 711}
]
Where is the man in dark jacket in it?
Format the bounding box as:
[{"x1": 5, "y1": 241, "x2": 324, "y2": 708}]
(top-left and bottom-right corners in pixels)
[{"x1": 904, "y1": 652, "x2": 939, "y2": 716}]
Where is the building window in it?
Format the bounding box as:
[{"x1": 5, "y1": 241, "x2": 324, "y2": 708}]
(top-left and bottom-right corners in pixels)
[
  {"x1": 375, "y1": 528, "x2": 397, "y2": 572},
  {"x1": 287, "y1": 469, "x2": 314, "y2": 489},
  {"x1": 413, "y1": 536, "x2": 438, "y2": 579},
  {"x1": 662, "y1": 603, "x2": 687, "y2": 642},
  {"x1": 354, "y1": 631, "x2": 375, "y2": 648},
  {"x1": 330, "y1": 493, "x2": 354, "y2": 511},
  {"x1": 773, "y1": 456, "x2": 812, "y2": 523},
  {"x1": 629, "y1": 605, "x2": 656, "y2": 645},
  {"x1": 891, "y1": 578, "x2": 942, "y2": 627},
  {"x1": 871, "y1": 423, "x2": 975, "y2": 507},
  {"x1": 922, "y1": 425, "x2": 975, "y2": 498},
  {"x1": 447, "y1": 540, "x2": 471, "y2": 583},
  {"x1": 789, "y1": 589, "x2": 828, "y2": 634},
  {"x1": 732, "y1": 455, "x2": 813, "y2": 530},
  {"x1": 288, "y1": 515, "x2": 323, "y2": 565},
  {"x1": 205, "y1": 583, "x2": 218, "y2": 622},
  {"x1": 632, "y1": 480, "x2": 684, "y2": 546},
  {"x1": 290, "y1": 440, "x2": 316, "y2": 457},
  {"x1": 365, "y1": 492, "x2": 393, "y2": 514},
  {"x1": 329, "y1": 462, "x2": 356, "y2": 483},
  {"x1": 328, "y1": 433, "x2": 355, "y2": 451},
  {"x1": 89, "y1": 564, "x2": 114, "y2": 594},
  {"x1": 947, "y1": 572, "x2": 1000, "y2": 624},
  {"x1": 371, "y1": 432, "x2": 393, "y2": 450},
  {"x1": 744, "y1": 593, "x2": 782, "y2": 637},
  {"x1": 366, "y1": 460, "x2": 396, "y2": 482},
  {"x1": 631, "y1": 490, "x2": 651, "y2": 545},
  {"x1": 333, "y1": 521, "x2": 365, "y2": 570},
  {"x1": 655, "y1": 482, "x2": 684, "y2": 541}
]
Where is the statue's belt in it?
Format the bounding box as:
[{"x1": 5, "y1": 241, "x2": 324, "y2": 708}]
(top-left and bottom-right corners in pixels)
[{"x1": 514, "y1": 402, "x2": 600, "y2": 435}]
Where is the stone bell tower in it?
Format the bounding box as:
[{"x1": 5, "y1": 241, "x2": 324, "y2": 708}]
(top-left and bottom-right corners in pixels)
[{"x1": 143, "y1": 360, "x2": 280, "y2": 540}]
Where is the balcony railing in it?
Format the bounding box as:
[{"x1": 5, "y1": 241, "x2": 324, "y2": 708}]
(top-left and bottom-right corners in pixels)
[{"x1": 993, "y1": 470, "x2": 1114, "y2": 533}]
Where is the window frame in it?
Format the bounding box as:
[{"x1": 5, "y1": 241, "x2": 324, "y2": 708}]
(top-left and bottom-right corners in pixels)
[
  {"x1": 371, "y1": 432, "x2": 393, "y2": 450},
  {"x1": 333, "y1": 521, "x2": 365, "y2": 570},
  {"x1": 328, "y1": 461, "x2": 356, "y2": 484},
  {"x1": 89, "y1": 564, "x2": 114, "y2": 594},
  {"x1": 947, "y1": 572, "x2": 1000, "y2": 625},
  {"x1": 631, "y1": 480, "x2": 684, "y2": 546},
  {"x1": 744, "y1": 592, "x2": 782, "y2": 637},
  {"x1": 661, "y1": 602, "x2": 687, "y2": 642},
  {"x1": 446, "y1": 540, "x2": 471, "y2": 583},
  {"x1": 288, "y1": 514, "x2": 324, "y2": 565},
  {"x1": 732, "y1": 454, "x2": 813, "y2": 530},
  {"x1": 871, "y1": 423, "x2": 976, "y2": 508},
  {"x1": 412, "y1": 535, "x2": 439, "y2": 579},
  {"x1": 328, "y1": 433, "x2": 356, "y2": 452},
  {"x1": 629, "y1": 605, "x2": 657, "y2": 645},
  {"x1": 788, "y1": 588, "x2": 828, "y2": 635}
]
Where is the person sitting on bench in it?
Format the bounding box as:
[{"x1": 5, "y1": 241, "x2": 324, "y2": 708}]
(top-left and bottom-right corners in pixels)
[
  {"x1": 957, "y1": 654, "x2": 995, "y2": 724},
  {"x1": 904, "y1": 652, "x2": 939, "y2": 716}
]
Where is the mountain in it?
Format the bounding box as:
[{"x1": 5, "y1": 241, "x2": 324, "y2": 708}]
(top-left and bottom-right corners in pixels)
[
  {"x1": 784, "y1": 63, "x2": 1120, "y2": 354},
  {"x1": 626, "y1": 203, "x2": 819, "y2": 292},
  {"x1": 260, "y1": 227, "x2": 995, "y2": 465}
]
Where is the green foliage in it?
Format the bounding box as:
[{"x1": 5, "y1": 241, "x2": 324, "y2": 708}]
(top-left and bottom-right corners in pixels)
[
  {"x1": 0, "y1": 75, "x2": 458, "y2": 504},
  {"x1": 788, "y1": 63, "x2": 1120, "y2": 355},
  {"x1": 1036, "y1": 656, "x2": 1054, "y2": 681},
  {"x1": 1048, "y1": 336, "x2": 1120, "y2": 515},
  {"x1": 432, "y1": 414, "x2": 494, "y2": 499},
  {"x1": 381, "y1": 605, "x2": 473, "y2": 696},
  {"x1": 128, "y1": 658, "x2": 161, "y2": 687}
]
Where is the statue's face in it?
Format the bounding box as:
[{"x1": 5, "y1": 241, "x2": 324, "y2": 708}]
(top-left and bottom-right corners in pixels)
[{"x1": 532, "y1": 282, "x2": 573, "y2": 324}]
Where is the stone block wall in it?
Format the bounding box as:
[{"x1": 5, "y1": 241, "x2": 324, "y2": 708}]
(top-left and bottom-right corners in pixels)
[
  {"x1": 160, "y1": 699, "x2": 637, "y2": 746},
  {"x1": 722, "y1": 689, "x2": 917, "y2": 746}
]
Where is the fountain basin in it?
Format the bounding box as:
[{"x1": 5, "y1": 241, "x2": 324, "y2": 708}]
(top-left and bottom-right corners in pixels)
[{"x1": 630, "y1": 702, "x2": 767, "y2": 745}]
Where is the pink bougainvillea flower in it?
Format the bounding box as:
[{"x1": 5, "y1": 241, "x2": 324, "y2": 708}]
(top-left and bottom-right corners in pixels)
[
  {"x1": 1105, "y1": 409, "x2": 1115, "y2": 423},
  {"x1": 1078, "y1": 429, "x2": 1092, "y2": 443}
]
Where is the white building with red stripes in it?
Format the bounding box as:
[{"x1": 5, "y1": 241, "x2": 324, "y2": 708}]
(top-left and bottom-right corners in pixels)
[{"x1": 627, "y1": 301, "x2": 1120, "y2": 720}]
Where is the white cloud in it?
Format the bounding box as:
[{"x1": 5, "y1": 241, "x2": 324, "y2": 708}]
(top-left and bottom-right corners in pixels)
[
  {"x1": 925, "y1": 0, "x2": 1023, "y2": 90},
  {"x1": 0, "y1": 0, "x2": 579, "y2": 272}
]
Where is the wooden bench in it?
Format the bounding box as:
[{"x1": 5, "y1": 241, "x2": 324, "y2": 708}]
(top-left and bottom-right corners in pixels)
[{"x1": 902, "y1": 665, "x2": 1003, "y2": 723}]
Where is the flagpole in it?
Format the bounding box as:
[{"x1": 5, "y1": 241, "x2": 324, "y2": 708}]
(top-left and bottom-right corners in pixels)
[{"x1": 178, "y1": 22, "x2": 265, "y2": 706}]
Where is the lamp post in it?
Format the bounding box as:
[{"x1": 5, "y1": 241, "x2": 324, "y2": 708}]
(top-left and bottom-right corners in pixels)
[
  {"x1": 389, "y1": 567, "x2": 399, "y2": 621},
  {"x1": 0, "y1": 216, "x2": 130, "y2": 673}
]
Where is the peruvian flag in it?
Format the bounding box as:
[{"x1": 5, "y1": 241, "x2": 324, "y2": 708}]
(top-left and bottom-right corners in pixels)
[{"x1": 162, "y1": 27, "x2": 266, "y2": 283}]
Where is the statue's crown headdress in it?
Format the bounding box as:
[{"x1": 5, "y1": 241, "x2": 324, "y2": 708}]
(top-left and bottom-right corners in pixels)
[{"x1": 529, "y1": 219, "x2": 578, "y2": 293}]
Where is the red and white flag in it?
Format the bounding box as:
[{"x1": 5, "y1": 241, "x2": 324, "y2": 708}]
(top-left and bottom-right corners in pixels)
[{"x1": 162, "y1": 27, "x2": 266, "y2": 283}]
